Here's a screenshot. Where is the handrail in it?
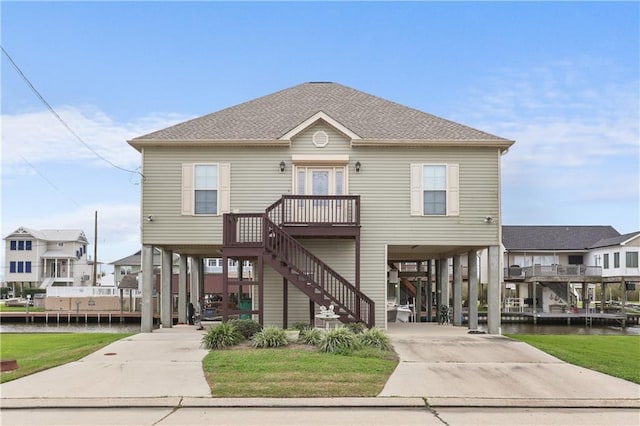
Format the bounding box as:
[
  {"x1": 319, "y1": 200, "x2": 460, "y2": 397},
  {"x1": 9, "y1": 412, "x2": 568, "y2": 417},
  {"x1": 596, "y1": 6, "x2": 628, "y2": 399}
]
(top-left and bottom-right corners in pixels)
[
  {"x1": 266, "y1": 195, "x2": 360, "y2": 226},
  {"x1": 263, "y1": 216, "x2": 374, "y2": 326}
]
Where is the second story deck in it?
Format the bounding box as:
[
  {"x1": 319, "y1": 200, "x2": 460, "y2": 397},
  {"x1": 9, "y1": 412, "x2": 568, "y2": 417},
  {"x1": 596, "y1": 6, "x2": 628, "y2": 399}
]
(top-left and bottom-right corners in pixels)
[{"x1": 504, "y1": 264, "x2": 603, "y2": 282}]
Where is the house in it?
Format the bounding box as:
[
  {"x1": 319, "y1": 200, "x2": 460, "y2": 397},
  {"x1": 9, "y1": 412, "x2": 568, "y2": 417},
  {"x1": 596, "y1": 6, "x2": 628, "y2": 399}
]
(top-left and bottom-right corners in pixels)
[
  {"x1": 502, "y1": 226, "x2": 640, "y2": 313},
  {"x1": 128, "y1": 82, "x2": 514, "y2": 333},
  {"x1": 3, "y1": 226, "x2": 93, "y2": 296}
]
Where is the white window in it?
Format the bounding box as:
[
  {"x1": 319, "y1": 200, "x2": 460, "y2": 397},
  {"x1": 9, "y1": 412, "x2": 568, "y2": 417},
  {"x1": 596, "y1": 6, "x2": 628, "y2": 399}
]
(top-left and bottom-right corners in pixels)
[
  {"x1": 182, "y1": 163, "x2": 230, "y2": 215},
  {"x1": 410, "y1": 163, "x2": 459, "y2": 216}
]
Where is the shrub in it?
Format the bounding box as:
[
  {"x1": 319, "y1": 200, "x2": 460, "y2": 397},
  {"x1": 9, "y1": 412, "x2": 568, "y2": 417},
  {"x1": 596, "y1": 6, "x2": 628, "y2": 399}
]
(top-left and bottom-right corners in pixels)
[
  {"x1": 357, "y1": 327, "x2": 392, "y2": 351},
  {"x1": 251, "y1": 326, "x2": 288, "y2": 348},
  {"x1": 300, "y1": 327, "x2": 324, "y2": 346},
  {"x1": 228, "y1": 319, "x2": 262, "y2": 339},
  {"x1": 345, "y1": 322, "x2": 368, "y2": 334},
  {"x1": 318, "y1": 327, "x2": 360, "y2": 354},
  {"x1": 201, "y1": 322, "x2": 243, "y2": 350},
  {"x1": 291, "y1": 321, "x2": 311, "y2": 333}
]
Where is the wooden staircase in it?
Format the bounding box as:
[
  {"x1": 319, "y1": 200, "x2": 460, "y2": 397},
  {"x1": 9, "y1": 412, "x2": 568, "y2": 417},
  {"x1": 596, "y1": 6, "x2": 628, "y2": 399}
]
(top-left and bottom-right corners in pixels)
[{"x1": 222, "y1": 195, "x2": 374, "y2": 327}]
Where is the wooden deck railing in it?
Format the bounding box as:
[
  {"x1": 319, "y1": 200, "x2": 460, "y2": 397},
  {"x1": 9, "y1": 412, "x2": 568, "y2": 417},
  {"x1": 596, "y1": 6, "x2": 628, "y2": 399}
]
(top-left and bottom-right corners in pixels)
[{"x1": 266, "y1": 195, "x2": 360, "y2": 226}]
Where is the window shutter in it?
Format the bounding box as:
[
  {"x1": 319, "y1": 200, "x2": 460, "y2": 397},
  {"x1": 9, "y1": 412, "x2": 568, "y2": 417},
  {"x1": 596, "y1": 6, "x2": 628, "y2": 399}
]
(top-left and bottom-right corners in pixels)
[
  {"x1": 218, "y1": 163, "x2": 231, "y2": 214},
  {"x1": 447, "y1": 164, "x2": 459, "y2": 216},
  {"x1": 410, "y1": 164, "x2": 423, "y2": 216},
  {"x1": 181, "y1": 163, "x2": 194, "y2": 215}
]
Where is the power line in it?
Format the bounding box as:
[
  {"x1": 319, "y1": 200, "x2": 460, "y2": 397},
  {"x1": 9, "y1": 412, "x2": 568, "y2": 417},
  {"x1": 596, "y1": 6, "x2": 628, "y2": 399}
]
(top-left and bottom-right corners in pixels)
[
  {"x1": 19, "y1": 155, "x2": 81, "y2": 208},
  {"x1": 1, "y1": 45, "x2": 144, "y2": 180}
]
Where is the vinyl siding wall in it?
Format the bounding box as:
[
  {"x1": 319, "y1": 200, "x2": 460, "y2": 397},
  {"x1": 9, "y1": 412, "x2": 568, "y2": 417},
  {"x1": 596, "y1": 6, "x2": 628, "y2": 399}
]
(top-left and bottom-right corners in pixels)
[{"x1": 141, "y1": 121, "x2": 503, "y2": 326}]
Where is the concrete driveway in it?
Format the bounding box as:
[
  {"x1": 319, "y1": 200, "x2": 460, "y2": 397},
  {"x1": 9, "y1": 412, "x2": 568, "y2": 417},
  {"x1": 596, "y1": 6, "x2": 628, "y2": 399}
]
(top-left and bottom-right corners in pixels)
[{"x1": 380, "y1": 323, "x2": 640, "y2": 407}]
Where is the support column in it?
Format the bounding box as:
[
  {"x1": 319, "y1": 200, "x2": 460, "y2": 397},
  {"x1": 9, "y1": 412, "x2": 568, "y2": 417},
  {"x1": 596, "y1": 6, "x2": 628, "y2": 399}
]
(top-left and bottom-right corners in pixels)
[
  {"x1": 141, "y1": 244, "x2": 154, "y2": 333},
  {"x1": 440, "y1": 257, "x2": 450, "y2": 309},
  {"x1": 453, "y1": 254, "x2": 462, "y2": 326},
  {"x1": 468, "y1": 250, "x2": 479, "y2": 330},
  {"x1": 487, "y1": 245, "x2": 501, "y2": 334},
  {"x1": 600, "y1": 281, "x2": 606, "y2": 313},
  {"x1": 178, "y1": 255, "x2": 187, "y2": 324},
  {"x1": 190, "y1": 257, "x2": 200, "y2": 312},
  {"x1": 161, "y1": 249, "x2": 173, "y2": 328}
]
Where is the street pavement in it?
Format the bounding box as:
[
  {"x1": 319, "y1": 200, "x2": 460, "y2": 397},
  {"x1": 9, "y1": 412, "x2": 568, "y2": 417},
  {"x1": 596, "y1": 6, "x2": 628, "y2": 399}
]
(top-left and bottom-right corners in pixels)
[{"x1": 1, "y1": 323, "x2": 639, "y2": 425}]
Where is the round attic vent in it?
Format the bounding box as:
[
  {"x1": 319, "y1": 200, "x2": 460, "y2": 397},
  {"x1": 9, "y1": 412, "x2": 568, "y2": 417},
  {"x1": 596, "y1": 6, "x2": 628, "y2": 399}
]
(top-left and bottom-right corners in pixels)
[{"x1": 312, "y1": 131, "x2": 329, "y2": 148}]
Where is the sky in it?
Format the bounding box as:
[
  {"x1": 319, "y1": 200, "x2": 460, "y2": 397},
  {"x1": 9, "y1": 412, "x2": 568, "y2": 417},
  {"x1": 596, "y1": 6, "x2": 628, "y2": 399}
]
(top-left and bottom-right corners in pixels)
[{"x1": 1, "y1": 1, "x2": 639, "y2": 278}]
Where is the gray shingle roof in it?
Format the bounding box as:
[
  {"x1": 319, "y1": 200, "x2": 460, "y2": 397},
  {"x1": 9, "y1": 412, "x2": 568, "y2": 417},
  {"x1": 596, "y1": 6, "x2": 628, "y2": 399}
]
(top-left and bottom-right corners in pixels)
[
  {"x1": 589, "y1": 231, "x2": 640, "y2": 249},
  {"x1": 131, "y1": 82, "x2": 511, "y2": 142},
  {"x1": 502, "y1": 226, "x2": 620, "y2": 251}
]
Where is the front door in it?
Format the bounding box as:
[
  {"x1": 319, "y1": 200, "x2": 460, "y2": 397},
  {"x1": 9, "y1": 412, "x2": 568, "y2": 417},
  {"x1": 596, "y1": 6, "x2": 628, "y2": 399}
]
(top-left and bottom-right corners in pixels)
[{"x1": 294, "y1": 166, "x2": 345, "y2": 223}]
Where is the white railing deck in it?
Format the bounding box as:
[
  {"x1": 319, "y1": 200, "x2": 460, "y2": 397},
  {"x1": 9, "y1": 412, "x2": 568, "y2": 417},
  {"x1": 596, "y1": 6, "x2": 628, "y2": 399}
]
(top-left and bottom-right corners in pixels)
[{"x1": 504, "y1": 265, "x2": 602, "y2": 279}]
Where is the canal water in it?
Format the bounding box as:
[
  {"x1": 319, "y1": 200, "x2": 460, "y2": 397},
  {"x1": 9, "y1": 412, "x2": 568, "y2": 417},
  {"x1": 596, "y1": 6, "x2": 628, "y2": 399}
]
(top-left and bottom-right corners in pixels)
[{"x1": 0, "y1": 323, "x2": 146, "y2": 334}]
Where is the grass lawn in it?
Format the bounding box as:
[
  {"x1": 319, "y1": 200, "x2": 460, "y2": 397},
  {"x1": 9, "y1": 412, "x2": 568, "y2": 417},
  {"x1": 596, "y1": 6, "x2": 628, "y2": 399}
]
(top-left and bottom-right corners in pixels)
[
  {"x1": 507, "y1": 334, "x2": 640, "y2": 384},
  {"x1": 203, "y1": 344, "x2": 399, "y2": 397},
  {"x1": 0, "y1": 333, "x2": 132, "y2": 383},
  {"x1": 0, "y1": 305, "x2": 45, "y2": 312}
]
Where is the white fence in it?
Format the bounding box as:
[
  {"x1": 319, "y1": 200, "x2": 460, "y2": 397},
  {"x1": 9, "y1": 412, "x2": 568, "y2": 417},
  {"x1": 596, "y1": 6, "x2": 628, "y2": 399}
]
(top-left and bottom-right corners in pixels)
[{"x1": 46, "y1": 286, "x2": 141, "y2": 297}]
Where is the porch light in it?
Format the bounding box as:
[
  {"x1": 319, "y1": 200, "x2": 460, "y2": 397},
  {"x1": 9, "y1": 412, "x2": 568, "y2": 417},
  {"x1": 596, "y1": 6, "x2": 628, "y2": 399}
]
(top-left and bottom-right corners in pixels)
[
  {"x1": 279, "y1": 161, "x2": 286, "y2": 172},
  {"x1": 355, "y1": 161, "x2": 361, "y2": 173}
]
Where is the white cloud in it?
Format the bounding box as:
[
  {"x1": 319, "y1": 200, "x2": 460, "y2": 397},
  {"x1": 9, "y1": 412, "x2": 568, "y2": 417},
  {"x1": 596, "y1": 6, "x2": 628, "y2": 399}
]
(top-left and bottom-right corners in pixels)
[
  {"x1": 459, "y1": 58, "x2": 639, "y2": 231},
  {"x1": 1, "y1": 106, "x2": 188, "y2": 170}
]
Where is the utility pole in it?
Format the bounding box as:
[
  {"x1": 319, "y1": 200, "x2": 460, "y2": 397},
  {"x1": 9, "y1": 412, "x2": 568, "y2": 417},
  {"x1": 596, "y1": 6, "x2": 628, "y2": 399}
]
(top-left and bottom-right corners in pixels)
[{"x1": 93, "y1": 210, "x2": 98, "y2": 287}]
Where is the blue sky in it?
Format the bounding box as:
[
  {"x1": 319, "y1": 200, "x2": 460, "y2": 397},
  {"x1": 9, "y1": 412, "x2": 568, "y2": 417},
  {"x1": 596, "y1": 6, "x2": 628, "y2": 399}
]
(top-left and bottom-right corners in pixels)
[{"x1": 2, "y1": 1, "x2": 638, "y2": 276}]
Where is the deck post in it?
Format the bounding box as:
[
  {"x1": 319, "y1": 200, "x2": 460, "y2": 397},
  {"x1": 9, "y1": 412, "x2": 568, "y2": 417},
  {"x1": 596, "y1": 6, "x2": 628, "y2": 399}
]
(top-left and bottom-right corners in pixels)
[
  {"x1": 453, "y1": 255, "x2": 462, "y2": 326},
  {"x1": 283, "y1": 277, "x2": 288, "y2": 329},
  {"x1": 426, "y1": 260, "x2": 433, "y2": 322},
  {"x1": 416, "y1": 261, "x2": 423, "y2": 322},
  {"x1": 467, "y1": 250, "x2": 478, "y2": 330},
  {"x1": 140, "y1": 244, "x2": 154, "y2": 333},
  {"x1": 440, "y1": 257, "x2": 450, "y2": 311}
]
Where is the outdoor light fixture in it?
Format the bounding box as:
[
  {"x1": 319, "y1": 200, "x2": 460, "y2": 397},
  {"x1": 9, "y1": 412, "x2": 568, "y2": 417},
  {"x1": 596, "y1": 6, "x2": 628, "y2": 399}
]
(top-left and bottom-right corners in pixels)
[
  {"x1": 355, "y1": 161, "x2": 361, "y2": 173},
  {"x1": 484, "y1": 216, "x2": 494, "y2": 224},
  {"x1": 146, "y1": 215, "x2": 154, "y2": 222},
  {"x1": 279, "y1": 161, "x2": 286, "y2": 172}
]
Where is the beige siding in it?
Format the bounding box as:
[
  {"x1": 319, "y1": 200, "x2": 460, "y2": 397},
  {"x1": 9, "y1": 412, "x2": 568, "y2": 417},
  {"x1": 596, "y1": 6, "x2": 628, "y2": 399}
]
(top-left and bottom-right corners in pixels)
[{"x1": 141, "y1": 121, "x2": 504, "y2": 326}]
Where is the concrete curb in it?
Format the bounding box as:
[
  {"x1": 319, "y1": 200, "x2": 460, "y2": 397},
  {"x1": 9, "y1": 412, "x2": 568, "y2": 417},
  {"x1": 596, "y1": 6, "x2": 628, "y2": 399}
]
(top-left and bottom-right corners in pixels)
[
  {"x1": 425, "y1": 397, "x2": 640, "y2": 409},
  {"x1": 4, "y1": 396, "x2": 638, "y2": 409},
  {"x1": 0, "y1": 397, "x2": 426, "y2": 409}
]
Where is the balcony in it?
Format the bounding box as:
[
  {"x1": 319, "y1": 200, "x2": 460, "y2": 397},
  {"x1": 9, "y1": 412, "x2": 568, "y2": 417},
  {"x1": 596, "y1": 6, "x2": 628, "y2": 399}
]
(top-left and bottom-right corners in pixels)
[{"x1": 504, "y1": 264, "x2": 603, "y2": 280}]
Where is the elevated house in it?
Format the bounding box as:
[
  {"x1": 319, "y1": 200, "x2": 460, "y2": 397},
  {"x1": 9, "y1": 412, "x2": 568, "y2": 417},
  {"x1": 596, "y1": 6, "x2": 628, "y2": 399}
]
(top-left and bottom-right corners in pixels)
[
  {"x1": 3, "y1": 227, "x2": 92, "y2": 296},
  {"x1": 502, "y1": 226, "x2": 639, "y2": 314},
  {"x1": 128, "y1": 82, "x2": 514, "y2": 333}
]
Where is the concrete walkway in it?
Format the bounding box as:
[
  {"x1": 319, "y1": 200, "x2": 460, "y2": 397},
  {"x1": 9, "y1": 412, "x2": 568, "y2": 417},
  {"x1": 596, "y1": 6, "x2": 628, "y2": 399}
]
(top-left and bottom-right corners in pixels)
[{"x1": 1, "y1": 323, "x2": 639, "y2": 410}]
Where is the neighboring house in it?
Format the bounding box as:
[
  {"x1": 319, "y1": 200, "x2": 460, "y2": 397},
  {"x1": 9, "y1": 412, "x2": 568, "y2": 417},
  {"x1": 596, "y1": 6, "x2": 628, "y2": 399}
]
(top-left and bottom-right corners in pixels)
[
  {"x1": 128, "y1": 82, "x2": 514, "y2": 333},
  {"x1": 502, "y1": 226, "x2": 639, "y2": 313},
  {"x1": 589, "y1": 231, "x2": 640, "y2": 279},
  {"x1": 4, "y1": 226, "x2": 93, "y2": 295}
]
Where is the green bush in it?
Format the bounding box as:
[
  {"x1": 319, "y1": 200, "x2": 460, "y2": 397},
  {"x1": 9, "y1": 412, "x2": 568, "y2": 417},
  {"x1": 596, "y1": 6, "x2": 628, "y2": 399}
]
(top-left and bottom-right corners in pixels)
[
  {"x1": 345, "y1": 322, "x2": 368, "y2": 334},
  {"x1": 228, "y1": 319, "x2": 262, "y2": 339},
  {"x1": 291, "y1": 321, "x2": 311, "y2": 333},
  {"x1": 300, "y1": 327, "x2": 324, "y2": 346},
  {"x1": 202, "y1": 322, "x2": 243, "y2": 350},
  {"x1": 251, "y1": 326, "x2": 288, "y2": 348},
  {"x1": 319, "y1": 327, "x2": 360, "y2": 354},
  {"x1": 357, "y1": 327, "x2": 392, "y2": 351}
]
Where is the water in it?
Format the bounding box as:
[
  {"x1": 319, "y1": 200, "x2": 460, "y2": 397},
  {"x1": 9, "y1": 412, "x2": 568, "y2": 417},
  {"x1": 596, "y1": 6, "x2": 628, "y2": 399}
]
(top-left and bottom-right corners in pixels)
[
  {"x1": 0, "y1": 323, "x2": 146, "y2": 334},
  {"x1": 495, "y1": 323, "x2": 640, "y2": 336}
]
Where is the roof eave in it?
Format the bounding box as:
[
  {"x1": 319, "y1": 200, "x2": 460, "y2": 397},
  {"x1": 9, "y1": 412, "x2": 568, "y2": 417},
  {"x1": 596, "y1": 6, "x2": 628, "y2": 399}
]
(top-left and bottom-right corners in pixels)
[
  {"x1": 351, "y1": 139, "x2": 515, "y2": 152},
  {"x1": 128, "y1": 138, "x2": 290, "y2": 151}
]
